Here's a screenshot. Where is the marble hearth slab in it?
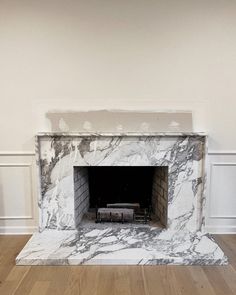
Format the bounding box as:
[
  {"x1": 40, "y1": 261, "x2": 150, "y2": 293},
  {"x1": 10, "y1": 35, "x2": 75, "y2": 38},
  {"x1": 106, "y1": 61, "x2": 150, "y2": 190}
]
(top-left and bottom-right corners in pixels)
[{"x1": 16, "y1": 227, "x2": 227, "y2": 265}]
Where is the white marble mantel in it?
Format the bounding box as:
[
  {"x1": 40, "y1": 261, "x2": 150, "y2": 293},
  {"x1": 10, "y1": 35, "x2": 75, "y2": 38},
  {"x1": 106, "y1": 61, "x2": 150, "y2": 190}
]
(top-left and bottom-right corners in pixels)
[
  {"x1": 15, "y1": 131, "x2": 229, "y2": 266},
  {"x1": 35, "y1": 131, "x2": 207, "y2": 232}
]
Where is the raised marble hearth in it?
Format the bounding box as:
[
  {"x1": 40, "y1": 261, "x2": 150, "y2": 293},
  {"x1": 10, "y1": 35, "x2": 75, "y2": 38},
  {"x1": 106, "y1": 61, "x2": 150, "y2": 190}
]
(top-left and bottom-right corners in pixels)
[
  {"x1": 16, "y1": 132, "x2": 228, "y2": 265},
  {"x1": 16, "y1": 227, "x2": 227, "y2": 265}
]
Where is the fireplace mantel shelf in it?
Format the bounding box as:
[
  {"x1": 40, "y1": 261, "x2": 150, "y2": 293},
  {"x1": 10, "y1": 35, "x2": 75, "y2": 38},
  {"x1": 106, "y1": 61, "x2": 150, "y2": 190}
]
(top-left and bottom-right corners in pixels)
[{"x1": 37, "y1": 131, "x2": 207, "y2": 137}]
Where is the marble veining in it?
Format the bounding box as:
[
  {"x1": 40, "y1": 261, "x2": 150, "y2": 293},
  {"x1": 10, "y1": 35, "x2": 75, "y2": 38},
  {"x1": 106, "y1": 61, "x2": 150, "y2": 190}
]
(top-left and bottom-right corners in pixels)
[
  {"x1": 16, "y1": 227, "x2": 227, "y2": 265},
  {"x1": 15, "y1": 132, "x2": 228, "y2": 266},
  {"x1": 36, "y1": 133, "x2": 207, "y2": 232}
]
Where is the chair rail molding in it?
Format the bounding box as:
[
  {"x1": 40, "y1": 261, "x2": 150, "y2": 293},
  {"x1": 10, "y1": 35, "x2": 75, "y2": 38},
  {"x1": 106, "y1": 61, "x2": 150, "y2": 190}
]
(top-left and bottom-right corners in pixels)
[
  {"x1": 0, "y1": 151, "x2": 35, "y2": 156},
  {"x1": 208, "y1": 150, "x2": 236, "y2": 155}
]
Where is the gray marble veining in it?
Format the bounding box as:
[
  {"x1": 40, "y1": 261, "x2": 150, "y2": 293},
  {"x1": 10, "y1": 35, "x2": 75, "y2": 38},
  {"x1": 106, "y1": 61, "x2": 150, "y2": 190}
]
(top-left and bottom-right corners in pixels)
[
  {"x1": 15, "y1": 132, "x2": 229, "y2": 266},
  {"x1": 36, "y1": 133, "x2": 207, "y2": 232},
  {"x1": 16, "y1": 226, "x2": 227, "y2": 265}
]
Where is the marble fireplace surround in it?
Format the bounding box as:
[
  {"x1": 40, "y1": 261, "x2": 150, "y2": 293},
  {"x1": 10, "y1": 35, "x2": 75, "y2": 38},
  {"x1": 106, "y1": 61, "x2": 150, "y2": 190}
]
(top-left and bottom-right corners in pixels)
[
  {"x1": 16, "y1": 132, "x2": 228, "y2": 265},
  {"x1": 38, "y1": 132, "x2": 206, "y2": 231}
]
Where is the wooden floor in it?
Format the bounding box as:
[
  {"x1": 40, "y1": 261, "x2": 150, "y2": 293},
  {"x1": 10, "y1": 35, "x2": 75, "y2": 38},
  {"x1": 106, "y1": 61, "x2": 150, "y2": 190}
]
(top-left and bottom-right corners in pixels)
[{"x1": 0, "y1": 235, "x2": 236, "y2": 295}]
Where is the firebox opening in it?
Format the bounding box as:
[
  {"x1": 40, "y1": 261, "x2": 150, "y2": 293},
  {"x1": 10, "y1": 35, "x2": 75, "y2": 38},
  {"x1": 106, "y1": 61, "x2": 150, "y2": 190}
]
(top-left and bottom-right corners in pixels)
[
  {"x1": 88, "y1": 167, "x2": 154, "y2": 209},
  {"x1": 73, "y1": 166, "x2": 168, "y2": 228}
]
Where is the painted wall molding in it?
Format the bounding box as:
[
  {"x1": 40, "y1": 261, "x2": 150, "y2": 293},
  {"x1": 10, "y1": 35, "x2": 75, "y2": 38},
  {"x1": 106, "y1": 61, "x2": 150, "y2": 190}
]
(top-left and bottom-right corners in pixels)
[
  {"x1": 206, "y1": 153, "x2": 236, "y2": 233},
  {"x1": 205, "y1": 225, "x2": 236, "y2": 234},
  {"x1": 0, "y1": 151, "x2": 35, "y2": 156},
  {"x1": 0, "y1": 163, "x2": 35, "y2": 220},
  {"x1": 208, "y1": 162, "x2": 236, "y2": 219},
  {"x1": 0, "y1": 154, "x2": 37, "y2": 234},
  {"x1": 208, "y1": 150, "x2": 236, "y2": 155},
  {"x1": 0, "y1": 226, "x2": 37, "y2": 235}
]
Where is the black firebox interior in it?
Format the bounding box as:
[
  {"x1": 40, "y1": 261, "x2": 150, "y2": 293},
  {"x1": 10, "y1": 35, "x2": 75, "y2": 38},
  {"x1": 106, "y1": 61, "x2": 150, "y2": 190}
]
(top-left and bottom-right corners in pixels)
[{"x1": 88, "y1": 166, "x2": 155, "y2": 209}]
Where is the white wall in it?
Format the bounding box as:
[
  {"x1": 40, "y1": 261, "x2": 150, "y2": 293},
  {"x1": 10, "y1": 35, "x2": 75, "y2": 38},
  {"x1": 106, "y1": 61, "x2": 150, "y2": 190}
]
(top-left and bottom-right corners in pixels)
[{"x1": 0, "y1": 0, "x2": 236, "y2": 233}]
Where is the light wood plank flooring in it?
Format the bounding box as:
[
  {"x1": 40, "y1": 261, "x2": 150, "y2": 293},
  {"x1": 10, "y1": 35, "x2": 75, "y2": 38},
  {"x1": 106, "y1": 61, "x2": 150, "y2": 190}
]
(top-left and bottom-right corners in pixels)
[{"x1": 0, "y1": 235, "x2": 236, "y2": 295}]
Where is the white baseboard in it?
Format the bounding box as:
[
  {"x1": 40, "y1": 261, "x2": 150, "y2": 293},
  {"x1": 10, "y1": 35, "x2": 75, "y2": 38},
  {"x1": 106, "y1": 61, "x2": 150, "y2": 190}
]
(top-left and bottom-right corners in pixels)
[
  {"x1": 0, "y1": 226, "x2": 37, "y2": 235},
  {"x1": 205, "y1": 225, "x2": 236, "y2": 234}
]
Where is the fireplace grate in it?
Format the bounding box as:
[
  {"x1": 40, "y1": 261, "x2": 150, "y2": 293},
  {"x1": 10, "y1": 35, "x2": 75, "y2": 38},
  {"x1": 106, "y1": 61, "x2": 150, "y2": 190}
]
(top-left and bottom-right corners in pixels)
[{"x1": 95, "y1": 203, "x2": 151, "y2": 224}]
